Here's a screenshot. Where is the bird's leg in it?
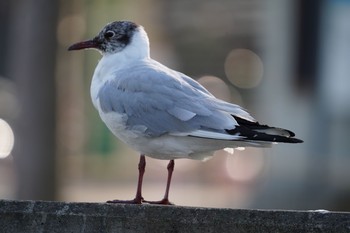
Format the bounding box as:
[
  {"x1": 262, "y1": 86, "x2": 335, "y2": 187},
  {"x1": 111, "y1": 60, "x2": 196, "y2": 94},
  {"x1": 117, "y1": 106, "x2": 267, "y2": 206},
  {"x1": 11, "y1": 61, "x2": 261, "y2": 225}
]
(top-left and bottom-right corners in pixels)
[
  {"x1": 107, "y1": 154, "x2": 146, "y2": 204},
  {"x1": 144, "y1": 160, "x2": 175, "y2": 205}
]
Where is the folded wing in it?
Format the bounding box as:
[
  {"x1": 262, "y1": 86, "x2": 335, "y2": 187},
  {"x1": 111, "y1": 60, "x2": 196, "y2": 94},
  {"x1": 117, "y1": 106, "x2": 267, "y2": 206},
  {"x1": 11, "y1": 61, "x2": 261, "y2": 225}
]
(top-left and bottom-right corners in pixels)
[{"x1": 97, "y1": 60, "x2": 302, "y2": 144}]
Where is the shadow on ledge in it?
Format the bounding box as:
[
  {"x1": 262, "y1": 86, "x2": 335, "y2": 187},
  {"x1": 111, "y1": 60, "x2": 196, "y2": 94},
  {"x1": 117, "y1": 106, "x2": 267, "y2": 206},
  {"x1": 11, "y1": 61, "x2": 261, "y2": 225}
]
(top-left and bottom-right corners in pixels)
[{"x1": 0, "y1": 199, "x2": 350, "y2": 233}]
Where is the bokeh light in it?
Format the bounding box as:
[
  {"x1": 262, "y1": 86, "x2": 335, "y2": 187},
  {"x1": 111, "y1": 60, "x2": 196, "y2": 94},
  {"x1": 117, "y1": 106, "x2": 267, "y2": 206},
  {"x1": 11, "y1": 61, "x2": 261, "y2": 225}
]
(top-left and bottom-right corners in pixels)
[
  {"x1": 224, "y1": 49, "x2": 264, "y2": 89},
  {"x1": 225, "y1": 148, "x2": 265, "y2": 182},
  {"x1": 0, "y1": 119, "x2": 15, "y2": 159},
  {"x1": 197, "y1": 75, "x2": 232, "y2": 101}
]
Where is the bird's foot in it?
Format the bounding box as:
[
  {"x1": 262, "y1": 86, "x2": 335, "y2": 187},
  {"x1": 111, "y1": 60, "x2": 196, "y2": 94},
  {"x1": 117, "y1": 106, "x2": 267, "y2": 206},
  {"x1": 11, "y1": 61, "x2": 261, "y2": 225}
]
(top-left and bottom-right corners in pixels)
[
  {"x1": 143, "y1": 198, "x2": 174, "y2": 205},
  {"x1": 106, "y1": 197, "x2": 143, "y2": 205}
]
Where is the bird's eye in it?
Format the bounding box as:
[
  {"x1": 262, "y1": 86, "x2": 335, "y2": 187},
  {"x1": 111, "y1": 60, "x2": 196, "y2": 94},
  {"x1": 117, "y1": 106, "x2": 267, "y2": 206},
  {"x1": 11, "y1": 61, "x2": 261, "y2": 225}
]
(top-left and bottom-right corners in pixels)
[{"x1": 104, "y1": 31, "x2": 115, "y2": 39}]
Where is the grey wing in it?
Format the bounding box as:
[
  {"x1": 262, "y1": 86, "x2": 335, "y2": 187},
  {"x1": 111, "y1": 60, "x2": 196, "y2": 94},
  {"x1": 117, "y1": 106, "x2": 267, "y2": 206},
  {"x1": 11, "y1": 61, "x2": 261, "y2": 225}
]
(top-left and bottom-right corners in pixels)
[
  {"x1": 179, "y1": 72, "x2": 255, "y2": 122},
  {"x1": 98, "y1": 63, "x2": 253, "y2": 139}
]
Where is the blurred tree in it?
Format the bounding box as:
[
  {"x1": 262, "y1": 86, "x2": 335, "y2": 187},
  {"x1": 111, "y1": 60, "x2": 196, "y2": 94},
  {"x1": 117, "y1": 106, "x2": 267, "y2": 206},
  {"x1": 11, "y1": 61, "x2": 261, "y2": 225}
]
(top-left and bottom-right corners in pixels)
[{"x1": 6, "y1": 0, "x2": 59, "y2": 200}]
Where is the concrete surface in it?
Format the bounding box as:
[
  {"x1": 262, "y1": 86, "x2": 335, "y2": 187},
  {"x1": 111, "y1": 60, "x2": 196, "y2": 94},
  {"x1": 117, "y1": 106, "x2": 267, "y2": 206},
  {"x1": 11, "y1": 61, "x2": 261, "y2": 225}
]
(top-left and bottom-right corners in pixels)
[{"x1": 0, "y1": 199, "x2": 350, "y2": 233}]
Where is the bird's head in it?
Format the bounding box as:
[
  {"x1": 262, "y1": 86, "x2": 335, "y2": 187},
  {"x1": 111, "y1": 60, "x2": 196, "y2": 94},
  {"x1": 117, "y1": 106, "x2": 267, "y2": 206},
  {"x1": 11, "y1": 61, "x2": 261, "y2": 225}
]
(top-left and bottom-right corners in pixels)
[{"x1": 68, "y1": 21, "x2": 149, "y2": 57}]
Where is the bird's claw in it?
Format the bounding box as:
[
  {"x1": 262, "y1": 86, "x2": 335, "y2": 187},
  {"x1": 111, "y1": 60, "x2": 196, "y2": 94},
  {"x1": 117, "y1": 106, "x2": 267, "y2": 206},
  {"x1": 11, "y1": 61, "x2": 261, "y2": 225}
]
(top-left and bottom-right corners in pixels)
[
  {"x1": 143, "y1": 198, "x2": 174, "y2": 205},
  {"x1": 106, "y1": 197, "x2": 173, "y2": 205}
]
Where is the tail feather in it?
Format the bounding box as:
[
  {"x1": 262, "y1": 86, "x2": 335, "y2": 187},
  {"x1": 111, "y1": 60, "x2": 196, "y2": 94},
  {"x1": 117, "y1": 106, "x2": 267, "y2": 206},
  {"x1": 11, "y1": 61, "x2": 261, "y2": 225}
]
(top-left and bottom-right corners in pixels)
[{"x1": 227, "y1": 116, "x2": 303, "y2": 143}]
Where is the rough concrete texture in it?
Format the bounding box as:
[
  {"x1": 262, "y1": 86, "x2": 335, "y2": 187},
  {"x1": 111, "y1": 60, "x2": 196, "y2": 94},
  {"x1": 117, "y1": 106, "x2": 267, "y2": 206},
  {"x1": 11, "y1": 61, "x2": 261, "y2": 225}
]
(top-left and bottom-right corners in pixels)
[{"x1": 0, "y1": 199, "x2": 350, "y2": 233}]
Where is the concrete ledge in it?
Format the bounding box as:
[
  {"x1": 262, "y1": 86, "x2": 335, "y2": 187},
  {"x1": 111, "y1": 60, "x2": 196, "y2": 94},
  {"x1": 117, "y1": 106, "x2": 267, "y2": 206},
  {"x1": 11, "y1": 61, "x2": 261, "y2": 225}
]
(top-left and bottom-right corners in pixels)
[{"x1": 1, "y1": 199, "x2": 350, "y2": 233}]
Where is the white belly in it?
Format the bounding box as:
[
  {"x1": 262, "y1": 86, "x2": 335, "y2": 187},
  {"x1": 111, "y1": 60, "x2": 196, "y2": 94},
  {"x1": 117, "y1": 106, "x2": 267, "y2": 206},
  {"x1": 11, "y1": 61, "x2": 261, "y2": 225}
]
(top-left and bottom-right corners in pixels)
[{"x1": 98, "y1": 111, "x2": 232, "y2": 161}]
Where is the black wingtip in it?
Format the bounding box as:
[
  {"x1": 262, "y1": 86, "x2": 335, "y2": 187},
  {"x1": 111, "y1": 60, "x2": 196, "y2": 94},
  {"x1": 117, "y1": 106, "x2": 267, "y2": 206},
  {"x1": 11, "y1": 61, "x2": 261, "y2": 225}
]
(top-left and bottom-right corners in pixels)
[
  {"x1": 287, "y1": 137, "x2": 303, "y2": 143},
  {"x1": 226, "y1": 126, "x2": 303, "y2": 144},
  {"x1": 228, "y1": 116, "x2": 303, "y2": 144}
]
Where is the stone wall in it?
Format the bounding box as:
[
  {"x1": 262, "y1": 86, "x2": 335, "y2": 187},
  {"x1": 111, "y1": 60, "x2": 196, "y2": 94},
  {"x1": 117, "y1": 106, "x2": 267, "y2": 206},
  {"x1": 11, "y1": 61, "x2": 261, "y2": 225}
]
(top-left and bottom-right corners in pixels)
[{"x1": 1, "y1": 200, "x2": 349, "y2": 233}]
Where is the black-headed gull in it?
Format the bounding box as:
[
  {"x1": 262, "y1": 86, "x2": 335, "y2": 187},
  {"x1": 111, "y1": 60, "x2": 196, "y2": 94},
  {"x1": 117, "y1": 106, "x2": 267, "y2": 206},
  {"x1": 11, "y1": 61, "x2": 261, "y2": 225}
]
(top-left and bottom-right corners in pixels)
[{"x1": 68, "y1": 21, "x2": 303, "y2": 205}]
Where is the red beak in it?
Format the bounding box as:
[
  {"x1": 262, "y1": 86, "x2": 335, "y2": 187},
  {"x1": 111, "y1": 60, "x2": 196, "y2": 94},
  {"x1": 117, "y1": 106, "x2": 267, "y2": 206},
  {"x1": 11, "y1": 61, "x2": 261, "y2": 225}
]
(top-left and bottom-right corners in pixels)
[{"x1": 68, "y1": 39, "x2": 99, "y2": 51}]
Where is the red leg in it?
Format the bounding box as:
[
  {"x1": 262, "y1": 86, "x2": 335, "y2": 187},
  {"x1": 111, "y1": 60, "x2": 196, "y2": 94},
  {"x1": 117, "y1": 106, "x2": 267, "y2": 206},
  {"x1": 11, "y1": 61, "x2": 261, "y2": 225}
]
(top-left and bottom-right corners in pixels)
[
  {"x1": 107, "y1": 155, "x2": 146, "y2": 204},
  {"x1": 144, "y1": 160, "x2": 175, "y2": 205}
]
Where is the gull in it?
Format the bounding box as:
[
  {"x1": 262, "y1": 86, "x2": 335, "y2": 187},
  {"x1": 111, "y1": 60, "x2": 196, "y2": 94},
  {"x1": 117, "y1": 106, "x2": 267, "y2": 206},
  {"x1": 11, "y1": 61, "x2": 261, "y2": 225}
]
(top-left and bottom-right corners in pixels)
[{"x1": 68, "y1": 21, "x2": 303, "y2": 205}]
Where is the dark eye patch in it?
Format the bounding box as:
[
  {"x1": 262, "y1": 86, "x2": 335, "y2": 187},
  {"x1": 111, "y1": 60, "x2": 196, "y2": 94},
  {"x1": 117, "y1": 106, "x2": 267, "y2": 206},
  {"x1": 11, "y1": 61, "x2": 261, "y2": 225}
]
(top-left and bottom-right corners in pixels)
[{"x1": 116, "y1": 35, "x2": 130, "y2": 44}]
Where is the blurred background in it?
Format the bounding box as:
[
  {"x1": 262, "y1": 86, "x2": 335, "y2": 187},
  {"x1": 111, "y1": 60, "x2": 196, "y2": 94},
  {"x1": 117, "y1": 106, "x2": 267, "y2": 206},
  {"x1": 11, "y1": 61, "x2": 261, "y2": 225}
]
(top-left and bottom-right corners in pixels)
[{"x1": 1, "y1": 0, "x2": 350, "y2": 211}]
